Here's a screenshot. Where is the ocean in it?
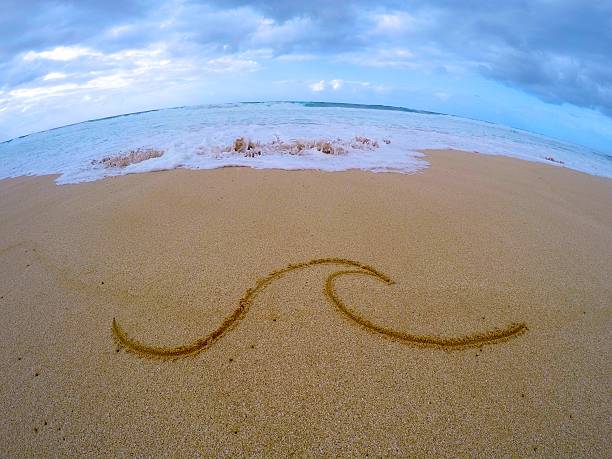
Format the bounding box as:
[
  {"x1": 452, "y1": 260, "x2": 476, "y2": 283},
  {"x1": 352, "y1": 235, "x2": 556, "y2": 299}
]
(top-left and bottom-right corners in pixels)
[{"x1": 1, "y1": 101, "x2": 611, "y2": 184}]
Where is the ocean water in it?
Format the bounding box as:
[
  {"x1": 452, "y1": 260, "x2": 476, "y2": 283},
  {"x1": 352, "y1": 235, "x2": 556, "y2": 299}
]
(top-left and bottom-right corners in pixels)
[{"x1": 1, "y1": 101, "x2": 610, "y2": 184}]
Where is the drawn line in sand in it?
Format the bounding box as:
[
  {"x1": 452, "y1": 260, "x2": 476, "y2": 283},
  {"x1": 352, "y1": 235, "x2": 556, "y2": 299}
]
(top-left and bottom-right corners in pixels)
[{"x1": 112, "y1": 258, "x2": 528, "y2": 359}]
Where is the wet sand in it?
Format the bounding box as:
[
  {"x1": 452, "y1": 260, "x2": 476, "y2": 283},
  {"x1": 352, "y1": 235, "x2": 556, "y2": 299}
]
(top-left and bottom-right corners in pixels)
[{"x1": 0, "y1": 149, "x2": 610, "y2": 456}]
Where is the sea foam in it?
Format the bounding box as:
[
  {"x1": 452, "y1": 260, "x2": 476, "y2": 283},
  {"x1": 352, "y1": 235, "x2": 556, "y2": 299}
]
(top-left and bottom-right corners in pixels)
[{"x1": 1, "y1": 102, "x2": 610, "y2": 184}]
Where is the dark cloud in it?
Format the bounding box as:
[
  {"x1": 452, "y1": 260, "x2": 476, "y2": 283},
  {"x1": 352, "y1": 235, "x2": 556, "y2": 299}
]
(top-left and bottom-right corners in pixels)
[
  {"x1": 203, "y1": 0, "x2": 612, "y2": 115},
  {"x1": 0, "y1": 0, "x2": 611, "y2": 116},
  {"x1": 413, "y1": 1, "x2": 612, "y2": 115},
  {"x1": 0, "y1": 1, "x2": 150, "y2": 58}
]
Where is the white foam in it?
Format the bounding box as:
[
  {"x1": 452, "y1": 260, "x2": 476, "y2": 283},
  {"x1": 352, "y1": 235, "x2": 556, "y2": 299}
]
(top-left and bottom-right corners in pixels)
[{"x1": 1, "y1": 102, "x2": 610, "y2": 184}]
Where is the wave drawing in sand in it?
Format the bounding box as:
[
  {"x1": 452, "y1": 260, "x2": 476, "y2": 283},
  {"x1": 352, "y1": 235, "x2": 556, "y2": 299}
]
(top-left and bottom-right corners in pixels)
[{"x1": 112, "y1": 258, "x2": 528, "y2": 359}]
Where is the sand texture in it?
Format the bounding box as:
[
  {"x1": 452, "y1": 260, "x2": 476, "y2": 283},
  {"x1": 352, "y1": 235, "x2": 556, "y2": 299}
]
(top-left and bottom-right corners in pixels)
[{"x1": 0, "y1": 149, "x2": 611, "y2": 457}]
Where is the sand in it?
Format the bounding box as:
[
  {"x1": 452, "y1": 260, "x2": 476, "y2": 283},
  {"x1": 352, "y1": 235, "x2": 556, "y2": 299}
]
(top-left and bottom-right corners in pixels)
[{"x1": 0, "y1": 149, "x2": 610, "y2": 457}]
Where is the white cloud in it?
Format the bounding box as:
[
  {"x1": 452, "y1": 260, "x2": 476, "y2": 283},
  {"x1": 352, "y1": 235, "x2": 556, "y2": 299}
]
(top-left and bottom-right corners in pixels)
[
  {"x1": 42, "y1": 72, "x2": 68, "y2": 81},
  {"x1": 6, "y1": 39, "x2": 264, "y2": 119},
  {"x1": 330, "y1": 79, "x2": 343, "y2": 90},
  {"x1": 251, "y1": 16, "x2": 312, "y2": 48},
  {"x1": 23, "y1": 46, "x2": 99, "y2": 61},
  {"x1": 87, "y1": 74, "x2": 132, "y2": 90},
  {"x1": 309, "y1": 80, "x2": 325, "y2": 92},
  {"x1": 373, "y1": 13, "x2": 410, "y2": 31},
  {"x1": 108, "y1": 46, "x2": 165, "y2": 61},
  {"x1": 308, "y1": 79, "x2": 375, "y2": 93},
  {"x1": 368, "y1": 9, "x2": 436, "y2": 40},
  {"x1": 10, "y1": 84, "x2": 81, "y2": 99},
  {"x1": 8, "y1": 72, "x2": 147, "y2": 101}
]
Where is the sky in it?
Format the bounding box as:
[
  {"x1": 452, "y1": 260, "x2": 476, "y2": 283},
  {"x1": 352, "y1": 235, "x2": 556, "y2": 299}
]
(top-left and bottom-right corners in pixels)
[{"x1": 0, "y1": 0, "x2": 611, "y2": 153}]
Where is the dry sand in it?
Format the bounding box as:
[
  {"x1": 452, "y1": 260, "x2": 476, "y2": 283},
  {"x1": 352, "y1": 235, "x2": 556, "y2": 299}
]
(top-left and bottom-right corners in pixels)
[{"x1": 0, "y1": 149, "x2": 610, "y2": 457}]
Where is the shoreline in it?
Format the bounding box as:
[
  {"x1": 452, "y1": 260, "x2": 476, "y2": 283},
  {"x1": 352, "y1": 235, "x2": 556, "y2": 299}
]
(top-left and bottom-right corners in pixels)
[
  {"x1": 3, "y1": 102, "x2": 610, "y2": 182},
  {"x1": 2, "y1": 147, "x2": 612, "y2": 187},
  {"x1": 1, "y1": 149, "x2": 610, "y2": 456}
]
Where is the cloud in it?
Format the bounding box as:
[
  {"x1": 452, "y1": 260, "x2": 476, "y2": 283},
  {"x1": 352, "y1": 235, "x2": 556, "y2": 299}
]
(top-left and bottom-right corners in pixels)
[
  {"x1": 480, "y1": 48, "x2": 612, "y2": 116},
  {"x1": 370, "y1": 11, "x2": 420, "y2": 36},
  {"x1": 23, "y1": 46, "x2": 100, "y2": 61},
  {"x1": 42, "y1": 72, "x2": 68, "y2": 81},
  {"x1": 9, "y1": 83, "x2": 81, "y2": 99},
  {"x1": 0, "y1": 0, "x2": 611, "y2": 139},
  {"x1": 0, "y1": 0, "x2": 152, "y2": 60},
  {"x1": 203, "y1": 0, "x2": 612, "y2": 116},
  {"x1": 309, "y1": 80, "x2": 325, "y2": 92},
  {"x1": 305, "y1": 79, "x2": 379, "y2": 94},
  {"x1": 308, "y1": 80, "x2": 345, "y2": 93},
  {"x1": 330, "y1": 79, "x2": 343, "y2": 90},
  {"x1": 1, "y1": 37, "x2": 261, "y2": 120}
]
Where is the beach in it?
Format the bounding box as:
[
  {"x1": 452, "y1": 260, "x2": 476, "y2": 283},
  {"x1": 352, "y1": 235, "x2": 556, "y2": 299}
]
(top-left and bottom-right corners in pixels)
[{"x1": 0, "y1": 149, "x2": 610, "y2": 456}]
